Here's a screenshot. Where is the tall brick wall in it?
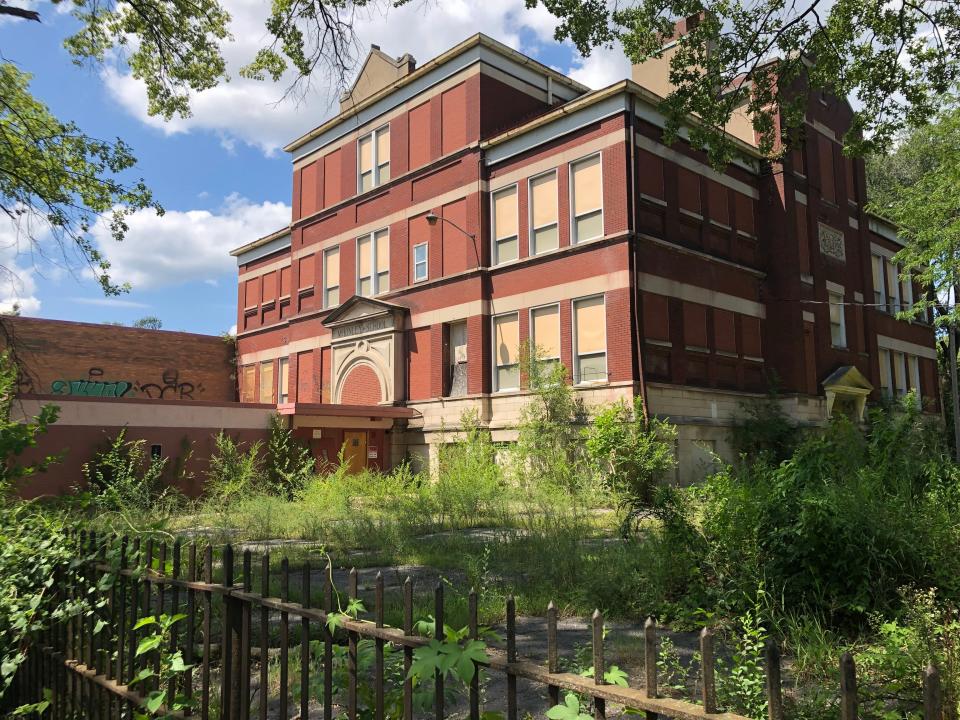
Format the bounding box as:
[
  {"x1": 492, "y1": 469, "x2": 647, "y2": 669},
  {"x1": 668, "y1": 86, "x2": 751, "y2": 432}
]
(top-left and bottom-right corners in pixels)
[{"x1": 3, "y1": 317, "x2": 236, "y2": 402}]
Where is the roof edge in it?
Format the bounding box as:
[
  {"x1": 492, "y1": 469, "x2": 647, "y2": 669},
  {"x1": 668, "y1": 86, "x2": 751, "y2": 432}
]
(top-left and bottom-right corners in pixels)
[{"x1": 230, "y1": 226, "x2": 291, "y2": 258}]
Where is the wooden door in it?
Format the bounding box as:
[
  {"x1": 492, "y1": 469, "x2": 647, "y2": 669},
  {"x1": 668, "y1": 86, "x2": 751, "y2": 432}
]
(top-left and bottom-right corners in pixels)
[{"x1": 343, "y1": 431, "x2": 367, "y2": 474}]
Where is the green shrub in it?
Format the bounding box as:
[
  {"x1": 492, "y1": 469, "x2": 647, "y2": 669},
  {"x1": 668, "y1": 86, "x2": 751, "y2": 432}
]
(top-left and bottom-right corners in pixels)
[
  {"x1": 205, "y1": 431, "x2": 263, "y2": 503},
  {"x1": 730, "y1": 383, "x2": 801, "y2": 465},
  {"x1": 265, "y1": 414, "x2": 315, "y2": 499},
  {"x1": 81, "y1": 429, "x2": 167, "y2": 512},
  {"x1": 584, "y1": 395, "x2": 677, "y2": 535},
  {"x1": 433, "y1": 409, "x2": 504, "y2": 527}
]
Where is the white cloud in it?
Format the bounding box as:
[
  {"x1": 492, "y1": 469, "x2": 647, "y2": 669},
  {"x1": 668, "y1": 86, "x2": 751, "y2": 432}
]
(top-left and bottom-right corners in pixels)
[
  {"x1": 101, "y1": 0, "x2": 590, "y2": 154},
  {"x1": 67, "y1": 297, "x2": 151, "y2": 309},
  {"x1": 0, "y1": 216, "x2": 45, "y2": 315},
  {"x1": 227, "y1": 323, "x2": 237, "y2": 336},
  {"x1": 91, "y1": 194, "x2": 291, "y2": 290},
  {"x1": 568, "y1": 43, "x2": 634, "y2": 90}
]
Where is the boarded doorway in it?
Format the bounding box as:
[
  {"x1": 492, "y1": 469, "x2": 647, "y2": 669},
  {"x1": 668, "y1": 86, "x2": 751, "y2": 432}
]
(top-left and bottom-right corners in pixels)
[{"x1": 343, "y1": 431, "x2": 368, "y2": 474}]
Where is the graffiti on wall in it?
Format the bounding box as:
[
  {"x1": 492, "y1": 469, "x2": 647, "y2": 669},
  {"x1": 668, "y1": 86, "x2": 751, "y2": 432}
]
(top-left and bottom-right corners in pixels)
[{"x1": 49, "y1": 367, "x2": 204, "y2": 400}]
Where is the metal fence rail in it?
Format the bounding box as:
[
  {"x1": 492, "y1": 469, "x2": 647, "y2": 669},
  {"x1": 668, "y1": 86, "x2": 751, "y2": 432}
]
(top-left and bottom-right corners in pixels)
[{"x1": 7, "y1": 533, "x2": 949, "y2": 720}]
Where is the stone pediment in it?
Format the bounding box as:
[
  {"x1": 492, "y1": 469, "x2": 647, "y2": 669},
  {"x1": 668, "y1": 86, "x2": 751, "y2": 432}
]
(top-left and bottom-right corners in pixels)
[
  {"x1": 822, "y1": 365, "x2": 873, "y2": 421},
  {"x1": 822, "y1": 365, "x2": 873, "y2": 392},
  {"x1": 323, "y1": 296, "x2": 405, "y2": 327}
]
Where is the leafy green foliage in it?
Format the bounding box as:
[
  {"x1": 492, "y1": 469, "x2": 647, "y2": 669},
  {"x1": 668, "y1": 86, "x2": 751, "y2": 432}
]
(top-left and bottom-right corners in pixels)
[
  {"x1": 584, "y1": 395, "x2": 677, "y2": 535},
  {"x1": 129, "y1": 613, "x2": 193, "y2": 718},
  {"x1": 266, "y1": 414, "x2": 315, "y2": 499},
  {"x1": 0, "y1": 352, "x2": 59, "y2": 490},
  {"x1": 730, "y1": 385, "x2": 800, "y2": 466},
  {"x1": 81, "y1": 429, "x2": 168, "y2": 513},
  {"x1": 527, "y1": 0, "x2": 959, "y2": 166},
  {"x1": 547, "y1": 692, "x2": 593, "y2": 720},
  {"x1": 205, "y1": 431, "x2": 264, "y2": 503},
  {"x1": 716, "y1": 593, "x2": 769, "y2": 720},
  {"x1": 434, "y1": 409, "x2": 504, "y2": 525}
]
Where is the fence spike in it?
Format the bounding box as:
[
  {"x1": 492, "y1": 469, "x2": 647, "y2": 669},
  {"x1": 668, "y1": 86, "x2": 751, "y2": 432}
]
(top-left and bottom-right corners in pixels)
[
  {"x1": 840, "y1": 652, "x2": 858, "y2": 720},
  {"x1": 644, "y1": 617, "x2": 657, "y2": 699},
  {"x1": 259, "y1": 551, "x2": 270, "y2": 720},
  {"x1": 547, "y1": 601, "x2": 560, "y2": 707},
  {"x1": 469, "y1": 588, "x2": 480, "y2": 720},
  {"x1": 700, "y1": 628, "x2": 717, "y2": 714},
  {"x1": 765, "y1": 638, "x2": 783, "y2": 720},
  {"x1": 507, "y1": 596, "x2": 517, "y2": 720},
  {"x1": 402, "y1": 576, "x2": 413, "y2": 720},
  {"x1": 924, "y1": 664, "x2": 942, "y2": 720}
]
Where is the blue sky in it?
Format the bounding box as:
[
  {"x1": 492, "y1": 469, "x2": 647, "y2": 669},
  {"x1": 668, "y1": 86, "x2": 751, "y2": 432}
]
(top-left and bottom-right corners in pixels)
[{"x1": 0, "y1": 0, "x2": 630, "y2": 335}]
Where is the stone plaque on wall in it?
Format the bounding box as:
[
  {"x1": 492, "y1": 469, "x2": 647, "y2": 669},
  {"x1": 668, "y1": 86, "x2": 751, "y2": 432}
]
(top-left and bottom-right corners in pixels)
[{"x1": 818, "y1": 223, "x2": 846, "y2": 262}]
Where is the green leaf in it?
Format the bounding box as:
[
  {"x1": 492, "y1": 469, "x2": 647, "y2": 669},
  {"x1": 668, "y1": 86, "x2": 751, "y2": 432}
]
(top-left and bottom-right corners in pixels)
[
  {"x1": 136, "y1": 635, "x2": 163, "y2": 657},
  {"x1": 133, "y1": 616, "x2": 157, "y2": 630},
  {"x1": 144, "y1": 690, "x2": 166, "y2": 714}
]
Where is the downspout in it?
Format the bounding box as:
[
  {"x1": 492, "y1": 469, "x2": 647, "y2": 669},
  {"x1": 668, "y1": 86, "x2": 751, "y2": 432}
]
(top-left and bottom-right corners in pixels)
[{"x1": 628, "y1": 95, "x2": 651, "y2": 420}]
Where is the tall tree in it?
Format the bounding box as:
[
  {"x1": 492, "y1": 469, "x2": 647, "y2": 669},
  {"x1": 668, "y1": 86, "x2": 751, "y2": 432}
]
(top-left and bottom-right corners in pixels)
[
  {"x1": 528, "y1": 0, "x2": 960, "y2": 166},
  {"x1": 867, "y1": 104, "x2": 960, "y2": 459}
]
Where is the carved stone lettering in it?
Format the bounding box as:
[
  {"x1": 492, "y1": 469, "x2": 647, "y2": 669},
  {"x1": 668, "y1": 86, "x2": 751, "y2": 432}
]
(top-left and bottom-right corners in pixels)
[
  {"x1": 332, "y1": 316, "x2": 393, "y2": 339},
  {"x1": 818, "y1": 223, "x2": 846, "y2": 262}
]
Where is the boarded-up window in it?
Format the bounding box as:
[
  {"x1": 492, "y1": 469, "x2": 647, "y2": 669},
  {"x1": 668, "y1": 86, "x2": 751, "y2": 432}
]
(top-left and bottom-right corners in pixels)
[
  {"x1": 638, "y1": 150, "x2": 664, "y2": 200},
  {"x1": 357, "y1": 229, "x2": 389, "y2": 296},
  {"x1": 529, "y1": 171, "x2": 558, "y2": 254},
  {"x1": 796, "y1": 205, "x2": 810, "y2": 275},
  {"x1": 714, "y1": 309, "x2": 737, "y2": 353},
  {"x1": 574, "y1": 295, "x2": 607, "y2": 384},
  {"x1": 297, "y1": 350, "x2": 314, "y2": 403},
  {"x1": 259, "y1": 361, "x2": 274, "y2": 404},
  {"x1": 683, "y1": 302, "x2": 708, "y2": 348},
  {"x1": 244, "y1": 277, "x2": 260, "y2": 308},
  {"x1": 408, "y1": 102, "x2": 431, "y2": 169},
  {"x1": 872, "y1": 255, "x2": 886, "y2": 307},
  {"x1": 324, "y1": 149, "x2": 342, "y2": 206},
  {"x1": 571, "y1": 154, "x2": 603, "y2": 243},
  {"x1": 642, "y1": 293, "x2": 670, "y2": 341},
  {"x1": 819, "y1": 137, "x2": 836, "y2": 204},
  {"x1": 677, "y1": 168, "x2": 701, "y2": 214},
  {"x1": 708, "y1": 181, "x2": 730, "y2": 226},
  {"x1": 921, "y1": 358, "x2": 937, "y2": 404},
  {"x1": 845, "y1": 155, "x2": 857, "y2": 202},
  {"x1": 441, "y1": 83, "x2": 467, "y2": 155},
  {"x1": 741, "y1": 316, "x2": 762, "y2": 358},
  {"x1": 323, "y1": 247, "x2": 340, "y2": 307},
  {"x1": 280, "y1": 266, "x2": 291, "y2": 297},
  {"x1": 879, "y1": 349, "x2": 892, "y2": 397},
  {"x1": 493, "y1": 312, "x2": 520, "y2": 391},
  {"x1": 358, "y1": 125, "x2": 390, "y2": 192},
  {"x1": 301, "y1": 162, "x2": 318, "y2": 217},
  {"x1": 909, "y1": 355, "x2": 921, "y2": 406},
  {"x1": 278, "y1": 357, "x2": 289, "y2": 403},
  {"x1": 262, "y1": 271, "x2": 277, "y2": 303},
  {"x1": 531, "y1": 304, "x2": 560, "y2": 360},
  {"x1": 734, "y1": 193, "x2": 755, "y2": 235},
  {"x1": 492, "y1": 185, "x2": 518, "y2": 264},
  {"x1": 240, "y1": 365, "x2": 256, "y2": 403},
  {"x1": 298, "y1": 255, "x2": 315, "y2": 290}
]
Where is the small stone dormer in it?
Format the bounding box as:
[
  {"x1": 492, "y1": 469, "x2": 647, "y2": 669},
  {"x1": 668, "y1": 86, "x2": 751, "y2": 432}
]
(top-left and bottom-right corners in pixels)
[{"x1": 340, "y1": 45, "x2": 417, "y2": 112}]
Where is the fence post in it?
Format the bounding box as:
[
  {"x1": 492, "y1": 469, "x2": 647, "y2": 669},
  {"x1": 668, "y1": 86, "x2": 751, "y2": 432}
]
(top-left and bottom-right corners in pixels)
[
  {"x1": 840, "y1": 652, "x2": 858, "y2": 720},
  {"x1": 644, "y1": 617, "x2": 657, "y2": 720},
  {"x1": 220, "y1": 544, "x2": 236, "y2": 720},
  {"x1": 436, "y1": 582, "x2": 446, "y2": 720},
  {"x1": 925, "y1": 664, "x2": 942, "y2": 720},
  {"x1": 402, "y1": 576, "x2": 413, "y2": 720},
  {"x1": 348, "y1": 568, "x2": 358, "y2": 720},
  {"x1": 765, "y1": 639, "x2": 783, "y2": 720},
  {"x1": 506, "y1": 595, "x2": 517, "y2": 720},
  {"x1": 469, "y1": 589, "x2": 480, "y2": 720},
  {"x1": 592, "y1": 609, "x2": 606, "y2": 720},
  {"x1": 700, "y1": 628, "x2": 717, "y2": 714},
  {"x1": 547, "y1": 601, "x2": 560, "y2": 706}
]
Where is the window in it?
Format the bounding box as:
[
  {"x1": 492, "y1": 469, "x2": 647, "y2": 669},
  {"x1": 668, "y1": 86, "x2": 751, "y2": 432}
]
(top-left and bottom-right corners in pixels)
[
  {"x1": 492, "y1": 185, "x2": 518, "y2": 264},
  {"x1": 240, "y1": 365, "x2": 256, "y2": 403},
  {"x1": 530, "y1": 304, "x2": 560, "y2": 374},
  {"x1": 529, "y1": 171, "x2": 558, "y2": 254},
  {"x1": 573, "y1": 295, "x2": 607, "y2": 384},
  {"x1": 901, "y1": 273, "x2": 914, "y2": 311},
  {"x1": 893, "y1": 351, "x2": 907, "y2": 396},
  {"x1": 492, "y1": 313, "x2": 520, "y2": 391},
  {"x1": 908, "y1": 355, "x2": 921, "y2": 406},
  {"x1": 886, "y1": 261, "x2": 901, "y2": 313},
  {"x1": 413, "y1": 243, "x2": 428, "y2": 283},
  {"x1": 871, "y1": 255, "x2": 886, "y2": 308},
  {"x1": 358, "y1": 125, "x2": 390, "y2": 192},
  {"x1": 357, "y1": 229, "x2": 390, "y2": 297},
  {"x1": 322, "y1": 247, "x2": 340, "y2": 308},
  {"x1": 150, "y1": 445, "x2": 162, "y2": 460},
  {"x1": 259, "y1": 360, "x2": 275, "y2": 404},
  {"x1": 879, "y1": 349, "x2": 893, "y2": 398},
  {"x1": 278, "y1": 357, "x2": 289, "y2": 404},
  {"x1": 447, "y1": 321, "x2": 467, "y2": 397},
  {"x1": 828, "y1": 291, "x2": 846, "y2": 348},
  {"x1": 570, "y1": 154, "x2": 603, "y2": 243}
]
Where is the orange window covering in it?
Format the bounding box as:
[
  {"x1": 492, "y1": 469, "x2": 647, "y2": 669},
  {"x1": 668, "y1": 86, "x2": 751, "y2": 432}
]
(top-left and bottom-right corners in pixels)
[
  {"x1": 530, "y1": 172, "x2": 558, "y2": 228},
  {"x1": 572, "y1": 155, "x2": 602, "y2": 214},
  {"x1": 259, "y1": 361, "x2": 274, "y2": 404},
  {"x1": 298, "y1": 256, "x2": 315, "y2": 288},
  {"x1": 575, "y1": 296, "x2": 606, "y2": 354},
  {"x1": 278, "y1": 357, "x2": 289, "y2": 401},
  {"x1": 493, "y1": 314, "x2": 519, "y2": 366},
  {"x1": 240, "y1": 365, "x2": 256, "y2": 403},
  {"x1": 357, "y1": 236, "x2": 372, "y2": 276},
  {"x1": 358, "y1": 135, "x2": 373, "y2": 174},
  {"x1": 324, "y1": 248, "x2": 339, "y2": 288},
  {"x1": 531, "y1": 305, "x2": 560, "y2": 358},
  {"x1": 375, "y1": 230, "x2": 390, "y2": 273},
  {"x1": 494, "y1": 187, "x2": 518, "y2": 239}
]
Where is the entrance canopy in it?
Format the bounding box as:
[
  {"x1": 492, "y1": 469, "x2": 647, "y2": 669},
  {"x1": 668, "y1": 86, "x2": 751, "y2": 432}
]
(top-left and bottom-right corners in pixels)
[{"x1": 822, "y1": 365, "x2": 874, "y2": 421}]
